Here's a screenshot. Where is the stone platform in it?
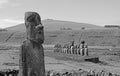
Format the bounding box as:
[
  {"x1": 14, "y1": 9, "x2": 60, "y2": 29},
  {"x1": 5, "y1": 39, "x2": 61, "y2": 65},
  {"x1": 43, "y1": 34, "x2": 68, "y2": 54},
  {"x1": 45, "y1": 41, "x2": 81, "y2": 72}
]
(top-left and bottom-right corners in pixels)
[
  {"x1": 61, "y1": 53, "x2": 99, "y2": 63},
  {"x1": 45, "y1": 52, "x2": 99, "y2": 63}
]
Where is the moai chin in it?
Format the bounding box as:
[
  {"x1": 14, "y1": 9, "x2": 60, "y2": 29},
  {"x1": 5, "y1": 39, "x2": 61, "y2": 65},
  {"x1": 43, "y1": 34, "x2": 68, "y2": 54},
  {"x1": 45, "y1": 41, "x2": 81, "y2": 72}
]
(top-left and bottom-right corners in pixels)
[{"x1": 18, "y1": 12, "x2": 45, "y2": 76}]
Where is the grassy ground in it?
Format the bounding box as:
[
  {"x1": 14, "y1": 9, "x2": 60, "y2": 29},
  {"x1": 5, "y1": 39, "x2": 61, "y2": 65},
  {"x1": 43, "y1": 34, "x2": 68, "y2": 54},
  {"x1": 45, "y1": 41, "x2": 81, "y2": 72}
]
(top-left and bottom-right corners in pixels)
[
  {"x1": 44, "y1": 47, "x2": 120, "y2": 74},
  {"x1": 0, "y1": 43, "x2": 120, "y2": 74}
]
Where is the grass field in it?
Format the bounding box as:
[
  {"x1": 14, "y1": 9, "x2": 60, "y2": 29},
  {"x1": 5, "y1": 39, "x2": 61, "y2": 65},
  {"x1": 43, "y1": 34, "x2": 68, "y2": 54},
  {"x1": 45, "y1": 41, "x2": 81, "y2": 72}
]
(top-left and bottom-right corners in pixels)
[{"x1": 0, "y1": 43, "x2": 119, "y2": 74}]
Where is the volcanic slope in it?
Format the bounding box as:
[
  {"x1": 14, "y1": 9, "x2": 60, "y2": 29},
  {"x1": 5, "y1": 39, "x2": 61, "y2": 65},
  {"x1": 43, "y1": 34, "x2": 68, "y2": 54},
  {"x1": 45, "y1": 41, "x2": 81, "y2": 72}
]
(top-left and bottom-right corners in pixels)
[
  {"x1": 1, "y1": 19, "x2": 117, "y2": 46},
  {"x1": 6, "y1": 19, "x2": 102, "y2": 32}
]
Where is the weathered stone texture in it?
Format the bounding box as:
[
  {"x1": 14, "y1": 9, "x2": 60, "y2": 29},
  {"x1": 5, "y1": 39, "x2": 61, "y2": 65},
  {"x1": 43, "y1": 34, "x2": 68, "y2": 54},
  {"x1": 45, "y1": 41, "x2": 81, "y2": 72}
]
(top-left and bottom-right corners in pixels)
[{"x1": 18, "y1": 12, "x2": 45, "y2": 76}]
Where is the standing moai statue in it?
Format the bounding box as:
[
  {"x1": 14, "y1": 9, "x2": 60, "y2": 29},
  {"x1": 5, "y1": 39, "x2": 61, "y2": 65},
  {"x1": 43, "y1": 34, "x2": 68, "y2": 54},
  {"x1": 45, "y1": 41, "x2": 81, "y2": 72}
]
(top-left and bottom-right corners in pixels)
[
  {"x1": 76, "y1": 44, "x2": 80, "y2": 55},
  {"x1": 18, "y1": 12, "x2": 45, "y2": 76},
  {"x1": 66, "y1": 45, "x2": 69, "y2": 54},
  {"x1": 80, "y1": 41, "x2": 85, "y2": 56},
  {"x1": 65, "y1": 45, "x2": 67, "y2": 54},
  {"x1": 54, "y1": 44, "x2": 58, "y2": 52},
  {"x1": 84, "y1": 44, "x2": 88, "y2": 56},
  {"x1": 63, "y1": 44, "x2": 67, "y2": 54},
  {"x1": 70, "y1": 46, "x2": 74, "y2": 54},
  {"x1": 71, "y1": 41, "x2": 74, "y2": 54},
  {"x1": 67, "y1": 44, "x2": 71, "y2": 54},
  {"x1": 74, "y1": 45, "x2": 77, "y2": 54}
]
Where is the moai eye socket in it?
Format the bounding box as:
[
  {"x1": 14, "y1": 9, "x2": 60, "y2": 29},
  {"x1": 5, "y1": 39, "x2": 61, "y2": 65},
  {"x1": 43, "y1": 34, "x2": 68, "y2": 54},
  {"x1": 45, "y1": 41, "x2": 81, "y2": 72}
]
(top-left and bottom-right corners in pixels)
[
  {"x1": 35, "y1": 27, "x2": 42, "y2": 34},
  {"x1": 38, "y1": 30, "x2": 42, "y2": 34},
  {"x1": 35, "y1": 25, "x2": 43, "y2": 32},
  {"x1": 27, "y1": 15, "x2": 36, "y2": 22}
]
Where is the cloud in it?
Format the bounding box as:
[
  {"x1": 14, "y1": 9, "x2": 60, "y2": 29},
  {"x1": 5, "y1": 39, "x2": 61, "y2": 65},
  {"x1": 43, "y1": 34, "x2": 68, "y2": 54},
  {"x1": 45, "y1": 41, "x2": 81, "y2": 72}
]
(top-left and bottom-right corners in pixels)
[
  {"x1": 3, "y1": 19, "x2": 23, "y2": 23},
  {"x1": 0, "y1": 0, "x2": 9, "y2": 8},
  {"x1": 0, "y1": 0, "x2": 20, "y2": 8},
  {"x1": 0, "y1": 19, "x2": 23, "y2": 28}
]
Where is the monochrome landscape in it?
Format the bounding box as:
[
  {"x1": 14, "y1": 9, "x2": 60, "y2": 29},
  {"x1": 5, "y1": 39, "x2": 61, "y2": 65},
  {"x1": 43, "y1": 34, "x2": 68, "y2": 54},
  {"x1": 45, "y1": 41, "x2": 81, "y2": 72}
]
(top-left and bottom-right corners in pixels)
[{"x1": 0, "y1": 0, "x2": 120, "y2": 76}]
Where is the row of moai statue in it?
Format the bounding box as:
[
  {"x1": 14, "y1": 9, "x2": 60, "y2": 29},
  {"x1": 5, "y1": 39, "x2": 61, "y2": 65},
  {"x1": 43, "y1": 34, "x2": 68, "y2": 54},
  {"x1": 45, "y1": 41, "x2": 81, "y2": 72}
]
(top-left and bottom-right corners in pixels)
[{"x1": 54, "y1": 41, "x2": 88, "y2": 56}]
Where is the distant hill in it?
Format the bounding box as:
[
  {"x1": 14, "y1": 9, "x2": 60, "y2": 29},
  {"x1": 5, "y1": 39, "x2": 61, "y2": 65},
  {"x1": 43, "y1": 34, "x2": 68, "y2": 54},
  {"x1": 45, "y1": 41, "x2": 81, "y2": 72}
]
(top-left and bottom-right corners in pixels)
[
  {"x1": 0, "y1": 28, "x2": 7, "y2": 31},
  {"x1": 1, "y1": 28, "x2": 120, "y2": 47},
  {"x1": 2, "y1": 19, "x2": 120, "y2": 46},
  {"x1": 6, "y1": 19, "x2": 102, "y2": 32}
]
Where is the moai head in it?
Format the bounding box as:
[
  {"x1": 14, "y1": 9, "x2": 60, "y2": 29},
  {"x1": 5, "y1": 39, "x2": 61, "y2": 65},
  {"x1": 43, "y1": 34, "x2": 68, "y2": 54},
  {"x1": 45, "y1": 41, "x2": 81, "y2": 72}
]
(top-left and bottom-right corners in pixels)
[
  {"x1": 81, "y1": 40, "x2": 85, "y2": 44},
  {"x1": 71, "y1": 41, "x2": 74, "y2": 46},
  {"x1": 25, "y1": 12, "x2": 44, "y2": 44}
]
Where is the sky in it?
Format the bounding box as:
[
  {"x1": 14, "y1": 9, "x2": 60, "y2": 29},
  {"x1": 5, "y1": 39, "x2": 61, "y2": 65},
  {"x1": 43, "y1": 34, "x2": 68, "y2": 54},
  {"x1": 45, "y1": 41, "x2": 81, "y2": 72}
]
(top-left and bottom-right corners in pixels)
[{"x1": 0, "y1": 0, "x2": 120, "y2": 28}]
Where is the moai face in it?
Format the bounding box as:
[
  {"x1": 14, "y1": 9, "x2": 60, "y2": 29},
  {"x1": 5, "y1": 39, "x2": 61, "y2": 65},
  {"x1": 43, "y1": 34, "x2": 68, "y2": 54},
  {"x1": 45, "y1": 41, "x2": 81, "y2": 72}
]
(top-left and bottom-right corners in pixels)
[
  {"x1": 25, "y1": 12, "x2": 44, "y2": 44},
  {"x1": 35, "y1": 24, "x2": 44, "y2": 44}
]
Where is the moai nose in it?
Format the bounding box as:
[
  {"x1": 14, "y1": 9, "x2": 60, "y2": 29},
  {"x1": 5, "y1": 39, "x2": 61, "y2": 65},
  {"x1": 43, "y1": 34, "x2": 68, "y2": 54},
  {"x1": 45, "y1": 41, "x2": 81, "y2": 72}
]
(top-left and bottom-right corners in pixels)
[
  {"x1": 36, "y1": 25, "x2": 43, "y2": 29},
  {"x1": 35, "y1": 25, "x2": 44, "y2": 34}
]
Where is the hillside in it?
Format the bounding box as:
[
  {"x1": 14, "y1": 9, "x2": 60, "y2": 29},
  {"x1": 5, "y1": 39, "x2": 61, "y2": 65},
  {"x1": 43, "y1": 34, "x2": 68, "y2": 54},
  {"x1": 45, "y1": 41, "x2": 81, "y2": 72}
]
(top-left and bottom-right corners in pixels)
[
  {"x1": 44, "y1": 29, "x2": 120, "y2": 46},
  {"x1": 1, "y1": 28, "x2": 120, "y2": 46},
  {"x1": 6, "y1": 19, "x2": 102, "y2": 32},
  {"x1": 1, "y1": 19, "x2": 120, "y2": 46}
]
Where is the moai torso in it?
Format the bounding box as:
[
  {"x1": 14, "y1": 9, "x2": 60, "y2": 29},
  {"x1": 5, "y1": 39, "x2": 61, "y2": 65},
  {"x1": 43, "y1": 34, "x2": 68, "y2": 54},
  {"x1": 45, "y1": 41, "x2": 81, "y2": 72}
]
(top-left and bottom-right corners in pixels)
[
  {"x1": 80, "y1": 44, "x2": 84, "y2": 49},
  {"x1": 70, "y1": 46, "x2": 74, "y2": 54},
  {"x1": 18, "y1": 12, "x2": 45, "y2": 76},
  {"x1": 74, "y1": 45, "x2": 77, "y2": 54},
  {"x1": 80, "y1": 43, "x2": 85, "y2": 56}
]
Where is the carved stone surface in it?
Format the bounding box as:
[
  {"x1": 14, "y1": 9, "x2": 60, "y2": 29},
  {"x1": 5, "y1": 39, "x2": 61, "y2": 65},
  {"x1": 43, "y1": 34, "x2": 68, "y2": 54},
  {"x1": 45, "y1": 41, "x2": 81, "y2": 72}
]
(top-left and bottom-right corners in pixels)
[{"x1": 18, "y1": 12, "x2": 45, "y2": 76}]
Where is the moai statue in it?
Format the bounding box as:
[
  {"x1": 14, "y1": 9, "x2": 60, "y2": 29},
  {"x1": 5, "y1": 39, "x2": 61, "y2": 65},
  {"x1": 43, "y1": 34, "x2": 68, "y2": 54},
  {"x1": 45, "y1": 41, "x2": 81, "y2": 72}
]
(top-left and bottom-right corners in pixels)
[
  {"x1": 67, "y1": 45, "x2": 70, "y2": 54},
  {"x1": 69, "y1": 45, "x2": 71, "y2": 54},
  {"x1": 54, "y1": 44, "x2": 58, "y2": 52},
  {"x1": 63, "y1": 44, "x2": 67, "y2": 54},
  {"x1": 67, "y1": 44, "x2": 71, "y2": 54},
  {"x1": 18, "y1": 12, "x2": 45, "y2": 76},
  {"x1": 65, "y1": 44, "x2": 68, "y2": 54},
  {"x1": 71, "y1": 41, "x2": 74, "y2": 46},
  {"x1": 71, "y1": 41, "x2": 74, "y2": 54},
  {"x1": 80, "y1": 41, "x2": 85, "y2": 56},
  {"x1": 77, "y1": 43, "x2": 81, "y2": 55},
  {"x1": 76, "y1": 45, "x2": 80, "y2": 55},
  {"x1": 74, "y1": 45, "x2": 77, "y2": 55},
  {"x1": 65, "y1": 45, "x2": 67, "y2": 54},
  {"x1": 84, "y1": 44, "x2": 88, "y2": 56},
  {"x1": 70, "y1": 46, "x2": 74, "y2": 54}
]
